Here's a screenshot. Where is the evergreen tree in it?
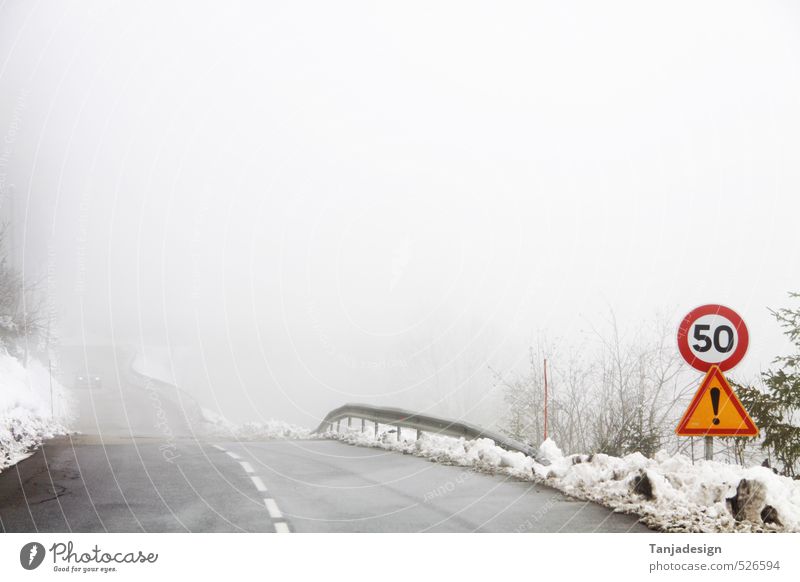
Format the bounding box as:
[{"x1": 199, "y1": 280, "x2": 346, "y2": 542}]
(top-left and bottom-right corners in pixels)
[{"x1": 760, "y1": 293, "x2": 800, "y2": 477}]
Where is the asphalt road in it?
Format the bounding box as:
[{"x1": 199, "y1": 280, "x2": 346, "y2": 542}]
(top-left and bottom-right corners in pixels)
[
  {"x1": 65, "y1": 346, "x2": 199, "y2": 439},
  {"x1": 0, "y1": 437, "x2": 651, "y2": 533}
]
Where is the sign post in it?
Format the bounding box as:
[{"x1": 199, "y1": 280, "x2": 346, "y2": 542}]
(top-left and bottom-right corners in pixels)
[{"x1": 675, "y1": 304, "x2": 757, "y2": 460}]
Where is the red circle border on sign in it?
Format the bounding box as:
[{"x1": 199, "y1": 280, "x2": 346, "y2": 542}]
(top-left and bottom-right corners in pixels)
[{"x1": 677, "y1": 304, "x2": 749, "y2": 372}]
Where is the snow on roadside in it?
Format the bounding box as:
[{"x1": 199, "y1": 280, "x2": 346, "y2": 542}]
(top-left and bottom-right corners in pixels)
[
  {"x1": 1, "y1": 352, "x2": 70, "y2": 473},
  {"x1": 199, "y1": 407, "x2": 311, "y2": 440},
  {"x1": 326, "y1": 428, "x2": 800, "y2": 533}
]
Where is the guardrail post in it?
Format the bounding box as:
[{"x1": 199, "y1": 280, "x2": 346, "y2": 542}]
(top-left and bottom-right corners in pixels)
[
  {"x1": 416, "y1": 429, "x2": 422, "y2": 441},
  {"x1": 397, "y1": 426, "x2": 402, "y2": 441},
  {"x1": 361, "y1": 418, "x2": 365, "y2": 433},
  {"x1": 374, "y1": 421, "x2": 379, "y2": 438}
]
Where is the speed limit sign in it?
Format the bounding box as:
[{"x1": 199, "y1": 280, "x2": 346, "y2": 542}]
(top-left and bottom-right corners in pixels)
[{"x1": 677, "y1": 304, "x2": 749, "y2": 372}]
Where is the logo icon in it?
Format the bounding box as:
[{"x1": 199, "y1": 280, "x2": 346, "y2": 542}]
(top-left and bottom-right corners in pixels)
[{"x1": 20, "y1": 542, "x2": 46, "y2": 570}]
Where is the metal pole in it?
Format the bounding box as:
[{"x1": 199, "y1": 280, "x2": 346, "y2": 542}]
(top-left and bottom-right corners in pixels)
[
  {"x1": 543, "y1": 357, "x2": 548, "y2": 441},
  {"x1": 416, "y1": 429, "x2": 422, "y2": 441},
  {"x1": 361, "y1": 418, "x2": 365, "y2": 433},
  {"x1": 336, "y1": 419, "x2": 341, "y2": 432},
  {"x1": 347, "y1": 417, "x2": 352, "y2": 429},
  {"x1": 374, "y1": 421, "x2": 379, "y2": 438},
  {"x1": 704, "y1": 436, "x2": 713, "y2": 461},
  {"x1": 396, "y1": 426, "x2": 401, "y2": 441},
  {"x1": 690, "y1": 437, "x2": 694, "y2": 465}
]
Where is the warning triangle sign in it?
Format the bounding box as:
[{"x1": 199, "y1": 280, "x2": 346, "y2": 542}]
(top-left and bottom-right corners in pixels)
[{"x1": 676, "y1": 366, "x2": 758, "y2": 437}]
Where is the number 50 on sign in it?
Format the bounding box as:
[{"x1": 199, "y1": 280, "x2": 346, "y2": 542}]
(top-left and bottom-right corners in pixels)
[{"x1": 677, "y1": 304, "x2": 749, "y2": 372}]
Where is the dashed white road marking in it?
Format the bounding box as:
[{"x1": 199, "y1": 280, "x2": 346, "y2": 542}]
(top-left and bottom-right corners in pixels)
[
  {"x1": 217, "y1": 444, "x2": 291, "y2": 533},
  {"x1": 264, "y1": 498, "x2": 283, "y2": 519}
]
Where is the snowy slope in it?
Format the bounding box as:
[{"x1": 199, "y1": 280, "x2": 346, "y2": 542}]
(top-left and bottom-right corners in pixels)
[
  {"x1": 1, "y1": 352, "x2": 70, "y2": 472},
  {"x1": 327, "y1": 428, "x2": 800, "y2": 533},
  {"x1": 131, "y1": 346, "x2": 179, "y2": 385}
]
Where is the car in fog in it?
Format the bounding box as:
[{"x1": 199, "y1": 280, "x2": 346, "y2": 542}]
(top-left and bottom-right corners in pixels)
[{"x1": 74, "y1": 373, "x2": 103, "y2": 390}]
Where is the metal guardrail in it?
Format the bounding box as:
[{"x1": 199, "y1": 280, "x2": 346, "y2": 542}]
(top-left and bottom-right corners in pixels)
[{"x1": 314, "y1": 403, "x2": 538, "y2": 458}]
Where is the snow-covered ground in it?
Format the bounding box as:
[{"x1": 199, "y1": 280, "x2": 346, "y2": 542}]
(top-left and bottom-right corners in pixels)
[
  {"x1": 200, "y1": 407, "x2": 311, "y2": 440},
  {"x1": 1, "y1": 351, "x2": 71, "y2": 473},
  {"x1": 131, "y1": 346, "x2": 185, "y2": 386},
  {"x1": 326, "y1": 427, "x2": 800, "y2": 533}
]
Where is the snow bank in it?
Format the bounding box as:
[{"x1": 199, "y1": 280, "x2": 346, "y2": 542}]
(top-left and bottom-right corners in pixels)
[
  {"x1": 200, "y1": 408, "x2": 310, "y2": 440},
  {"x1": 541, "y1": 449, "x2": 800, "y2": 533},
  {"x1": 1, "y1": 352, "x2": 70, "y2": 473},
  {"x1": 326, "y1": 428, "x2": 800, "y2": 533}
]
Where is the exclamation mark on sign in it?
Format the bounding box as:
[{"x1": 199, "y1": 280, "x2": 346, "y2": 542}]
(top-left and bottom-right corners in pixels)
[{"x1": 710, "y1": 387, "x2": 720, "y2": 425}]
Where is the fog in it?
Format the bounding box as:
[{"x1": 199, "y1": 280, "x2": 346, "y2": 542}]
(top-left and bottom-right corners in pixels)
[{"x1": 2, "y1": 1, "x2": 800, "y2": 428}]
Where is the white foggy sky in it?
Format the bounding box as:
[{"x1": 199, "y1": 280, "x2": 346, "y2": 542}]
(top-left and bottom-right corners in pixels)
[{"x1": 1, "y1": 1, "x2": 800, "y2": 425}]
